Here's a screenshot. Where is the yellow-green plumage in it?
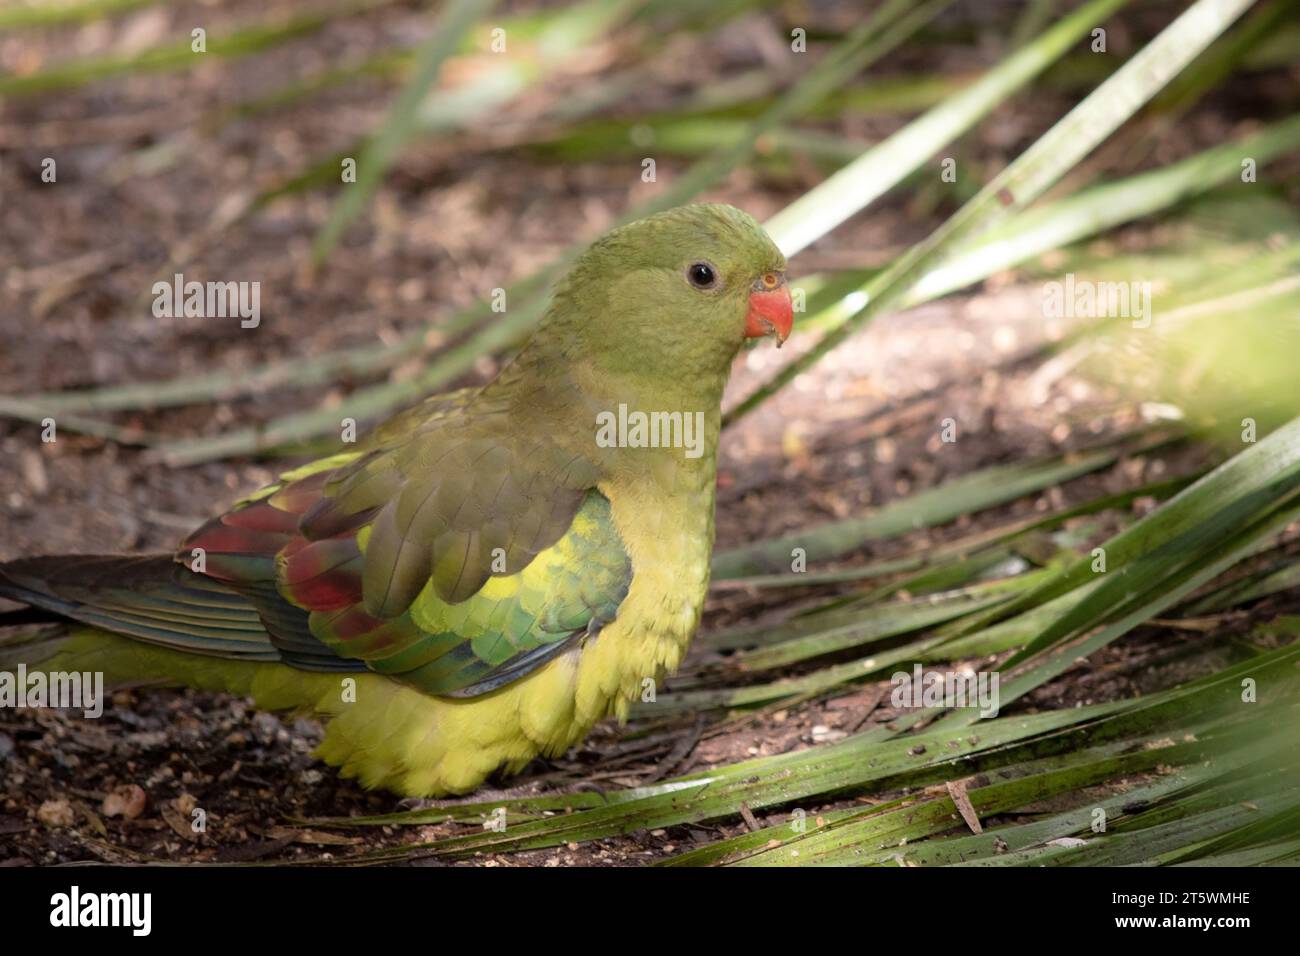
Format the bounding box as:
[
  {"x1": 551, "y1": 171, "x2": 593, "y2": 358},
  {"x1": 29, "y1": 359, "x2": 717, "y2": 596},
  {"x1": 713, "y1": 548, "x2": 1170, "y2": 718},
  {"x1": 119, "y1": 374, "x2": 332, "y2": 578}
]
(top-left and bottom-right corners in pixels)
[
  {"x1": 39, "y1": 466, "x2": 713, "y2": 795},
  {"x1": 0, "y1": 203, "x2": 786, "y2": 796}
]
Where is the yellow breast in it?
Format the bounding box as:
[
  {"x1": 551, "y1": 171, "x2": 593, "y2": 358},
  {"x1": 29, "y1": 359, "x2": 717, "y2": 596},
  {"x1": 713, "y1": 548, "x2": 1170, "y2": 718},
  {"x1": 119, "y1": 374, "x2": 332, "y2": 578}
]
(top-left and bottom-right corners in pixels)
[
  {"x1": 50, "y1": 469, "x2": 718, "y2": 797},
  {"x1": 313, "y1": 472, "x2": 716, "y2": 795}
]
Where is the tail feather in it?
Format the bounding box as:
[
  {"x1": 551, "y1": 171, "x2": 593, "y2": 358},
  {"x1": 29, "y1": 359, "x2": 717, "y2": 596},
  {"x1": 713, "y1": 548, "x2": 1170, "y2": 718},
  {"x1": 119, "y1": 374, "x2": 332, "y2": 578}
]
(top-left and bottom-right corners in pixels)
[
  {"x1": 0, "y1": 554, "x2": 279, "y2": 660},
  {"x1": 0, "y1": 620, "x2": 71, "y2": 670},
  {"x1": 0, "y1": 552, "x2": 363, "y2": 673},
  {"x1": 0, "y1": 606, "x2": 62, "y2": 627}
]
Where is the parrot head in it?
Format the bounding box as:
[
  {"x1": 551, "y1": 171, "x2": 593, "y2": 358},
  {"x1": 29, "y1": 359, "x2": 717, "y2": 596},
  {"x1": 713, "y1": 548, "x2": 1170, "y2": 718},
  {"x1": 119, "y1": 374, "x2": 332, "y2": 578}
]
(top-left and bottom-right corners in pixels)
[{"x1": 541, "y1": 203, "x2": 792, "y2": 383}]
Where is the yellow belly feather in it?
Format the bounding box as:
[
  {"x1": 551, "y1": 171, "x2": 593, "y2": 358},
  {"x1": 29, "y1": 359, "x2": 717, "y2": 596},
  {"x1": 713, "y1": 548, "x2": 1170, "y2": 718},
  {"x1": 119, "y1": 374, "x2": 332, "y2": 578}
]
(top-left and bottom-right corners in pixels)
[{"x1": 46, "y1": 479, "x2": 713, "y2": 796}]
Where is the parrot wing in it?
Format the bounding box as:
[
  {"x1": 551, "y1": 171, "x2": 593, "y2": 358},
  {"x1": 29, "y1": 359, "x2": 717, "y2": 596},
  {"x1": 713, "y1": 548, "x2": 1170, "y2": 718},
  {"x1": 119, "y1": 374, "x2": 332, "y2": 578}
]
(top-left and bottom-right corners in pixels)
[
  {"x1": 2, "y1": 390, "x2": 633, "y2": 697},
  {"x1": 172, "y1": 395, "x2": 632, "y2": 696}
]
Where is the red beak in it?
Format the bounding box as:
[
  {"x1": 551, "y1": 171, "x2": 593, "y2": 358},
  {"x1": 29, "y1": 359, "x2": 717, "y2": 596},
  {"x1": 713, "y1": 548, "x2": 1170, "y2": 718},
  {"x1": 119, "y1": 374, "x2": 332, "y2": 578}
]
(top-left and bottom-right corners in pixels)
[{"x1": 745, "y1": 285, "x2": 793, "y2": 346}]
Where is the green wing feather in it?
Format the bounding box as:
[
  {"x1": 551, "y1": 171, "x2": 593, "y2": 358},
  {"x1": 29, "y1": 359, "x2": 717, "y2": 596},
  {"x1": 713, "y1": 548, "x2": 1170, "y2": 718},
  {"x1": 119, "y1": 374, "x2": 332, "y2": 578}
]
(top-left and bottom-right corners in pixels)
[
  {"x1": 2, "y1": 385, "x2": 632, "y2": 698},
  {"x1": 172, "y1": 389, "x2": 631, "y2": 697},
  {"x1": 310, "y1": 490, "x2": 630, "y2": 695}
]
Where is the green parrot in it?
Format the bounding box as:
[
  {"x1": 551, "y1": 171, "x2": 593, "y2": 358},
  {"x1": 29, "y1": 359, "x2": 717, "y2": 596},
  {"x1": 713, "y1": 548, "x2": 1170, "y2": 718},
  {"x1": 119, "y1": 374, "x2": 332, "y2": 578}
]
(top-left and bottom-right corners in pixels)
[{"x1": 0, "y1": 203, "x2": 792, "y2": 796}]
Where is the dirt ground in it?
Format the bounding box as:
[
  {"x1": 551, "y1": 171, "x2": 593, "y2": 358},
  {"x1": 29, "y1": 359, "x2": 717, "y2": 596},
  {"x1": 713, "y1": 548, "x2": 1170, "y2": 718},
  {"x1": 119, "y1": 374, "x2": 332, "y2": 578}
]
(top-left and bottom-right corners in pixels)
[{"x1": 1, "y1": 1, "x2": 1295, "y2": 865}]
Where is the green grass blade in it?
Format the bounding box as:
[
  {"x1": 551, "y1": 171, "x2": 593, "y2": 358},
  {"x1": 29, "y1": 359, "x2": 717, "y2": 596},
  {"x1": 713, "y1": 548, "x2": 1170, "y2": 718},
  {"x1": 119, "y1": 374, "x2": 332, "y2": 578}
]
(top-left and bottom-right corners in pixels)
[
  {"x1": 727, "y1": 0, "x2": 1259, "y2": 425},
  {"x1": 763, "y1": 0, "x2": 1132, "y2": 256},
  {"x1": 310, "y1": 0, "x2": 498, "y2": 263},
  {"x1": 711, "y1": 447, "x2": 1121, "y2": 578}
]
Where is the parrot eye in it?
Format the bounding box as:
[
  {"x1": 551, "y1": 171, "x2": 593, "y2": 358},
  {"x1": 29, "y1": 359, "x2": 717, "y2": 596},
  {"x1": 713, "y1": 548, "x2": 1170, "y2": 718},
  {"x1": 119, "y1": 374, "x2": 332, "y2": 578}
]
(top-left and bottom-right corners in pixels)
[{"x1": 686, "y1": 261, "x2": 718, "y2": 289}]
